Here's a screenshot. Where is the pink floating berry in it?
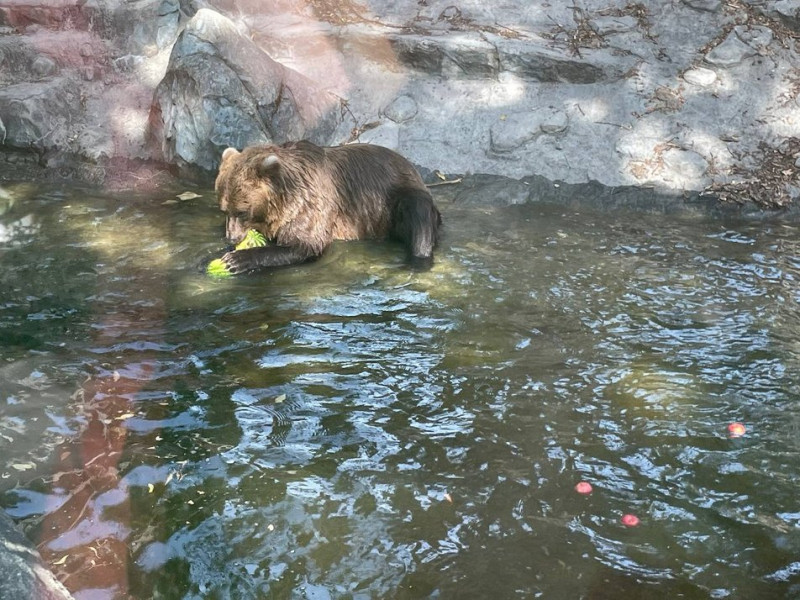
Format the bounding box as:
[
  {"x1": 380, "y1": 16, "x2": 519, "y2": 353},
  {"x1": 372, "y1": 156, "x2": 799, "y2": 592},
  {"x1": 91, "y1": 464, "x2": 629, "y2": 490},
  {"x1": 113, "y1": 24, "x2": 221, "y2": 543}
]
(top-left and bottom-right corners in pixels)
[
  {"x1": 727, "y1": 422, "x2": 746, "y2": 438},
  {"x1": 621, "y1": 514, "x2": 640, "y2": 527},
  {"x1": 575, "y1": 481, "x2": 593, "y2": 495}
]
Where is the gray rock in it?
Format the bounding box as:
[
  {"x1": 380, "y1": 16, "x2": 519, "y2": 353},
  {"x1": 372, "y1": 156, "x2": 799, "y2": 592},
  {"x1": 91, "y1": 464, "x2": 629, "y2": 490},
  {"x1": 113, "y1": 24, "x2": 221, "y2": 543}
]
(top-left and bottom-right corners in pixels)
[
  {"x1": 763, "y1": 1, "x2": 800, "y2": 28},
  {"x1": 704, "y1": 30, "x2": 757, "y2": 66},
  {"x1": 452, "y1": 175, "x2": 534, "y2": 206},
  {"x1": 112, "y1": 54, "x2": 146, "y2": 73},
  {"x1": 384, "y1": 95, "x2": 418, "y2": 123},
  {"x1": 590, "y1": 15, "x2": 638, "y2": 35},
  {"x1": 495, "y1": 37, "x2": 622, "y2": 83},
  {"x1": 355, "y1": 121, "x2": 399, "y2": 149},
  {"x1": 119, "y1": 0, "x2": 180, "y2": 53},
  {"x1": 1, "y1": 0, "x2": 799, "y2": 199},
  {"x1": 0, "y1": 78, "x2": 78, "y2": 150},
  {"x1": 490, "y1": 107, "x2": 569, "y2": 153},
  {"x1": 157, "y1": 0, "x2": 178, "y2": 17},
  {"x1": 735, "y1": 25, "x2": 773, "y2": 50},
  {"x1": 149, "y1": 8, "x2": 344, "y2": 172},
  {"x1": 386, "y1": 33, "x2": 500, "y2": 79},
  {"x1": 682, "y1": 0, "x2": 722, "y2": 11},
  {"x1": 683, "y1": 66, "x2": 717, "y2": 86},
  {"x1": 31, "y1": 56, "x2": 57, "y2": 78},
  {"x1": 0, "y1": 115, "x2": 5, "y2": 143},
  {"x1": 0, "y1": 510, "x2": 73, "y2": 600},
  {"x1": 156, "y1": 12, "x2": 180, "y2": 50},
  {"x1": 661, "y1": 148, "x2": 710, "y2": 189},
  {"x1": 156, "y1": 0, "x2": 180, "y2": 50},
  {"x1": 78, "y1": 128, "x2": 114, "y2": 163}
]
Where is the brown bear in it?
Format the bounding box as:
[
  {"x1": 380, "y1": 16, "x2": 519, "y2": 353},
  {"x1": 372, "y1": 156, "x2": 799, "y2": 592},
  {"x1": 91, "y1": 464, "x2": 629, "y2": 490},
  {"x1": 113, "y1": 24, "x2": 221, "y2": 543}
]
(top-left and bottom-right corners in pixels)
[{"x1": 214, "y1": 140, "x2": 442, "y2": 273}]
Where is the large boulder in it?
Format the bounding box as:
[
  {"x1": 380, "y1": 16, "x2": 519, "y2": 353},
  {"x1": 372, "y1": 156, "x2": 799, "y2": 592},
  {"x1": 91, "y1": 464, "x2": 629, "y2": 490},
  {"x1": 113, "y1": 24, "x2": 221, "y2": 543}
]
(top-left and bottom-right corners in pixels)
[
  {"x1": 0, "y1": 77, "x2": 80, "y2": 151},
  {"x1": 0, "y1": 510, "x2": 73, "y2": 600},
  {"x1": 148, "y1": 8, "x2": 346, "y2": 173}
]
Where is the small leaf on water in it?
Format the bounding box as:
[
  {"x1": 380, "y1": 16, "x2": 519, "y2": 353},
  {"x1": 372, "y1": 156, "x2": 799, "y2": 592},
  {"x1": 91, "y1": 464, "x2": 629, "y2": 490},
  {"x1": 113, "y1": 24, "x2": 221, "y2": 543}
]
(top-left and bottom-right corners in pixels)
[
  {"x1": 275, "y1": 394, "x2": 286, "y2": 403},
  {"x1": 267, "y1": 524, "x2": 275, "y2": 532},
  {"x1": 116, "y1": 413, "x2": 135, "y2": 420},
  {"x1": 187, "y1": 500, "x2": 194, "y2": 505},
  {"x1": 112, "y1": 370, "x2": 121, "y2": 382},
  {"x1": 176, "y1": 191, "x2": 202, "y2": 201},
  {"x1": 52, "y1": 555, "x2": 68, "y2": 566},
  {"x1": 148, "y1": 483, "x2": 155, "y2": 493},
  {"x1": 165, "y1": 472, "x2": 174, "y2": 485},
  {"x1": 11, "y1": 462, "x2": 35, "y2": 471}
]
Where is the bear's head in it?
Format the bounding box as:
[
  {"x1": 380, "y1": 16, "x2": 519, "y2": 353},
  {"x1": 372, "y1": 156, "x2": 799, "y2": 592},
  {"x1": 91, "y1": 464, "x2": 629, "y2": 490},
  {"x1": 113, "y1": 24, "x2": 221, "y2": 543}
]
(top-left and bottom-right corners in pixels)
[{"x1": 215, "y1": 146, "x2": 285, "y2": 244}]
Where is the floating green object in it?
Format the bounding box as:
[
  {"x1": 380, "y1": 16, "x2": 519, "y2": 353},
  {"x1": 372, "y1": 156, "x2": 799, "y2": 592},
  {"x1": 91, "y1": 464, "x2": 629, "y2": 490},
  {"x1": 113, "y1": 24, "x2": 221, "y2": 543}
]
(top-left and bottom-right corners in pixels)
[
  {"x1": 206, "y1": 229, "x2": 267, "y2": 278},
  {"x1": 235, "y1": 229, "x2": 267, "y2": 250},
  {"x1": 206, "y1": 258, "x2": 232, "y2": 278}
]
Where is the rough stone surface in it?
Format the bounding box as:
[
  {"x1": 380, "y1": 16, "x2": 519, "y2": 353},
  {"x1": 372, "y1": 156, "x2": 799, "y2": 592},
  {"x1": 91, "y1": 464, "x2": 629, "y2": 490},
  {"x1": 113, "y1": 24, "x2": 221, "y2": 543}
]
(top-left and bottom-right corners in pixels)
[
  {"x1": 683, "y1": 0, "x2": 722, "y2": 12},
  {"x1": 0, "y1": 510, "x2": 73, "y2": 600},
  {"x1": 383, "y1": 94, "x2": 418, "y2": 123},
  {"x1": 705, "y1": 30, "x2": 758, "y2": 66},
  {"x1": 490, "y1": 108, "x2": 569, "y2": 154},
  {"x1": 682, "y1": 67, "x2": 717, "y2": 87},
  {"x1": 31, "y1": 55, "x2": 56, "y2": 77},
  {"x1": 356, "y1": 121, "x2": 400, "y2": 149},
  {"x1": 0, "y1": 0, "x2": 797, "y2": 199},
  {"x1": 0, "y1": 77, "x2": 80, "y2": 150},
  {"x1": 148, "y1": 8, "x2": 346, "y2": 173}
]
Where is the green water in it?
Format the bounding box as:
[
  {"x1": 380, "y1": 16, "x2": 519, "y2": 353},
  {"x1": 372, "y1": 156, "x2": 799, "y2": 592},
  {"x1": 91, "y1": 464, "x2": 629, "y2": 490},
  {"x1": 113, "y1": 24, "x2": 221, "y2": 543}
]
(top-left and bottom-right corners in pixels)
[{"x1": 1, "y1": 182, "x2": 800, "y2": 599}]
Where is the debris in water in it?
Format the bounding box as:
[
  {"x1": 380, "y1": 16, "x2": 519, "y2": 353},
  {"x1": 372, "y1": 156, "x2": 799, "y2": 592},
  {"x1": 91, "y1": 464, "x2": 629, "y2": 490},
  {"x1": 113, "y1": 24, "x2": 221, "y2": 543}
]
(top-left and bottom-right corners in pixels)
[
  {"x1": 728, "y1": 422, "x2": 746, "y2": 438},
  {"x1": 621, "y1": 514, "x2": 640, "y2": 527}
]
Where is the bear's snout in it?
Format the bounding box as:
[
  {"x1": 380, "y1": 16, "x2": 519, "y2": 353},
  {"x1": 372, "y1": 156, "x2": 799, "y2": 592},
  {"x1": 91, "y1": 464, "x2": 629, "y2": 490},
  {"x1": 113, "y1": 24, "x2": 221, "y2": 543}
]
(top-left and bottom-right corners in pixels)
[{"x1": 226, "y1": 215, "x2": 248, "y2": 244}]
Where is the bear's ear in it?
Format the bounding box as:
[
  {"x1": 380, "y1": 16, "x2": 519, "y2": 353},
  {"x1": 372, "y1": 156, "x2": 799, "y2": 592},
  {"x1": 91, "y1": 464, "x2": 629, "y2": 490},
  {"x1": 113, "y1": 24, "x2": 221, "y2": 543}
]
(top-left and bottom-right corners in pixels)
[
  {"x1": 221, "y1": 147, "x2": 240, "y2": 162},
  {"x1": 257, "y1": 154, "x2": 281, "y2": 178}
]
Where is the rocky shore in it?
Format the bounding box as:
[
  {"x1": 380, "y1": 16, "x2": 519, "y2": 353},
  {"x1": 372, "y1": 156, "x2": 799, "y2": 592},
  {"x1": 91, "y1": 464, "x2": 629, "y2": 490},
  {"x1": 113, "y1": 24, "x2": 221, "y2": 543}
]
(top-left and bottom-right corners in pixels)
[
  {"x1": 0, "y1": 0, "x2": 799, "y2": 207},
  {"x1": 1, "y1": 0, "x2": 799, "y2": 206}
]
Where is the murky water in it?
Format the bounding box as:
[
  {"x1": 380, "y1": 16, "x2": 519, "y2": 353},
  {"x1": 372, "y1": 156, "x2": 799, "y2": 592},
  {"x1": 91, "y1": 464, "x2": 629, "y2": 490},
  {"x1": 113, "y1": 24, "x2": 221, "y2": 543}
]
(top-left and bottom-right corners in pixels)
[{"x1": 2, "y1": 181, "x2": 800, "y2": 599}]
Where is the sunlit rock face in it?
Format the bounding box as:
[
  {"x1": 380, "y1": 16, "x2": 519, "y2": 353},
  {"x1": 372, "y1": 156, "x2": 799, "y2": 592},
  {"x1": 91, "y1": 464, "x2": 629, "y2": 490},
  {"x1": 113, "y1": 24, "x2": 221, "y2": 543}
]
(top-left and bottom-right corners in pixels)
[
  {"x1": 0, "y1": 0, "x2": 799, "y2": 203},
  {"x1": 148, "y1": 8, "x2": 345, "y2": 174}
]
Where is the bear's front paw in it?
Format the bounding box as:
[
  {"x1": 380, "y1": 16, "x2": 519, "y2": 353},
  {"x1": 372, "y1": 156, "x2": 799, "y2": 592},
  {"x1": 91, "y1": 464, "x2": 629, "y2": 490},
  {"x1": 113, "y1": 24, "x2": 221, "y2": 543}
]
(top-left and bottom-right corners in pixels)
[{"x1": 221, "y1": 248, "x2": 262, "y2": 274}]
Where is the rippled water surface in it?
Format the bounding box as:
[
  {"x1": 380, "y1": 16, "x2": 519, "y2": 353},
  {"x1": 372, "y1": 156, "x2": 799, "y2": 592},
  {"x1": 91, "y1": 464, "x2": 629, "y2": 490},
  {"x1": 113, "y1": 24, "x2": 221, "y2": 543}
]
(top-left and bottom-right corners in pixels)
[{"x1": 2, "y1": 182, "x2": 800, "y2": 599}]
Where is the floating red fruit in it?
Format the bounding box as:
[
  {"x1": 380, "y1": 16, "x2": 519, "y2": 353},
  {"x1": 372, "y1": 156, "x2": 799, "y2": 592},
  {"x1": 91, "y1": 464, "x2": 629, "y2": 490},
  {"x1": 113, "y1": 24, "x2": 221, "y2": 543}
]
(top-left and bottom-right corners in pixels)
[
  {"x1": 575, "y1": 481, "x2": 593, "y2": 495},
  {"x1": 728, "y1": 422, "x2": 746, "y2": 437},
  {"x1": 621, "y1": 514, "x2": 640, "y2": 527}
]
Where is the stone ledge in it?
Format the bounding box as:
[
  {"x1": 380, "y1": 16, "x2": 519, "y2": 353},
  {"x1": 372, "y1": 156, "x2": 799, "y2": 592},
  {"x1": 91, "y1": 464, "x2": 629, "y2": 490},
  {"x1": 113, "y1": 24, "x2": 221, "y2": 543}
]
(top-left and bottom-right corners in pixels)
[{"x1": 0, "y1": 509, "x2": 73, "y2": 600}]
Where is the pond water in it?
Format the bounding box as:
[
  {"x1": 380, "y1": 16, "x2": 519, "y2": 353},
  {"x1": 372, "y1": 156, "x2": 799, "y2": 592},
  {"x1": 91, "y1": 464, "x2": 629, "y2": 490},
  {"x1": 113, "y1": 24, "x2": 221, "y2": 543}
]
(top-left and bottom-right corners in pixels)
[{"x1": 1, "y1": 181, "x2": 800, "y2": 599}]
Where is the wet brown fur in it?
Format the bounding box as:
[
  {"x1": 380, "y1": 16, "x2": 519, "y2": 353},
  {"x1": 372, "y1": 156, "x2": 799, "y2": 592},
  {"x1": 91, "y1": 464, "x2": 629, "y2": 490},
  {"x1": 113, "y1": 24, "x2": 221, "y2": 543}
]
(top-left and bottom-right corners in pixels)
[{"x1": 215, "y1": 140, "x2": 441, "y2": 272}]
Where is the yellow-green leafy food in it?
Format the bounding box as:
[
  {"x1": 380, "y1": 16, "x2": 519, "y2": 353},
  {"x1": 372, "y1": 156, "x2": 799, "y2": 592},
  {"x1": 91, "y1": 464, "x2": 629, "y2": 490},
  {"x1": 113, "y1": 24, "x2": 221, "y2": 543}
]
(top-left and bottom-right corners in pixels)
[
  {"x1": 235, "y1": 229, "x2": 267, "y2": 250},
  {"x1": 207, "y1": 230, "x2": 267, "y2": 277},
  {"x1": 206, "y1": 258, "x2": 232, "y2": 278}
]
